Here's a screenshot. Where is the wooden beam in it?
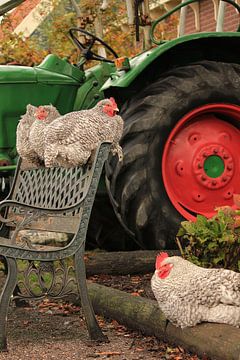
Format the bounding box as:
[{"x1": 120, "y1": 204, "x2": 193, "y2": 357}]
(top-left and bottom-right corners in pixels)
[
  {"x1": 85, "y1": 250, "x2": 180, "y2": 276},
  {"x1": 87, "y1": 282, "x2": 240, "y2": 360}
]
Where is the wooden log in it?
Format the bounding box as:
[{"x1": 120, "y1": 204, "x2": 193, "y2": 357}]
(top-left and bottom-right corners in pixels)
[
  {"x1": 87, "y1": 282, "x2": 240, "y2": 360},
  {"x1": 85, "y1": 250, "x2": 179, "y2": 275}
]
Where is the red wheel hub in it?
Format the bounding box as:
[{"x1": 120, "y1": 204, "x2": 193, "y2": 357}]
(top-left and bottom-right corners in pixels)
[{"x1": 162, "y1": 104, "x2": 240, "y2": 220}]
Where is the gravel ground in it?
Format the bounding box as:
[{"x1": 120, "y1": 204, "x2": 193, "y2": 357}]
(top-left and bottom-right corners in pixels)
[{"x1": 0, "y1": 272, "x2": 202, "y2": 360}]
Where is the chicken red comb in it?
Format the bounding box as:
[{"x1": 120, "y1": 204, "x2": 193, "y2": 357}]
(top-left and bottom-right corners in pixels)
[
  {"x1": 109, "y1": 97, "x2": 117, "y2": 108},
  {"x1": 155, "y1": 252, "x2": 168, "y2": 269}
]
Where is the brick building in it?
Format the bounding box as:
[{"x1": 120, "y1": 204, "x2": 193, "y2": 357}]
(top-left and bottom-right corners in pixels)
[{"x1": 160, "y1": 0, "x2": 239, "y2": 34}]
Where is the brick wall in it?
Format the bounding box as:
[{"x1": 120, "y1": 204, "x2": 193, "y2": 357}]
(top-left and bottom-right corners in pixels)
[{"x1": 185, "y1": 0, "x2": 239, "y2": 33}]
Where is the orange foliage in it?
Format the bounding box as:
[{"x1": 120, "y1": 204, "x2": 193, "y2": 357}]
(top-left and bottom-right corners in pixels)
[
  {"x1": 0, "y1": 15, "x2": 47, "y2": 65},
  {"x1": 0, "y1": 1, "x2": 179, "y2": 66}
]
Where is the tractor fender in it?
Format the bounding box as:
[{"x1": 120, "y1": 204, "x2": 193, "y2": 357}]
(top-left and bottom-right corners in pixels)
[{"x1": 101, "y1": 32, "x2": 240, "y2": 95}]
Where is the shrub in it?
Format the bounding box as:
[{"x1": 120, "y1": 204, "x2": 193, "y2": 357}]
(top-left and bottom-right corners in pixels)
[{"x1": 176, "y1": 195, "x2": 240, "y2": 272}]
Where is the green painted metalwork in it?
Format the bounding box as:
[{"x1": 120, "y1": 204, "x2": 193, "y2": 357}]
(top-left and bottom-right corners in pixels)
[
  {"x1": 101, "y1": 32, "x2": 240, "y2": 91},
  {"x1": 73, "y1": 62, "x2": 114, "y2": 110},
  {"x1": 0, "y1": 55, "x2": 84, "y2": 84},
  {"x1": 0, "y1": 165, "x2": 17, "y2": 171},
  {"x1": 37, "y1": 55, "x2": 84, "y2": 82},
  {"x1": 204, "y1": 156, "x2": 225, "y2": 178}
]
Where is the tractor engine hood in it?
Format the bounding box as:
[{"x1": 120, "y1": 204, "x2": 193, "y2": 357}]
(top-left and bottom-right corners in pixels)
[{"x1": 0, "y1": 55, "x2": 84, "y2": 85}]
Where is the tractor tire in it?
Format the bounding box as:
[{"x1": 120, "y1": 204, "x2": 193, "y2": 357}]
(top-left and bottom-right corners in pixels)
[
  {"x1": 105, "y1": 61, "x2": 240, "y2": 249},
  {"x1": 87, "y1": 193, "x2": 136, "y2": 251}
]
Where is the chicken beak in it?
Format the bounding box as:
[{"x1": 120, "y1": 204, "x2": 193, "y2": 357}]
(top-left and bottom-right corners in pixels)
[{"x1": 113, "y1": 107, "x2": 119, "y2": 116}]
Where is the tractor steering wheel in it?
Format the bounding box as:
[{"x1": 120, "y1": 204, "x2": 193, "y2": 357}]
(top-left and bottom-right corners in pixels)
[{"x1": 69, "y1": 28, "x2": 119, "y2": 63}]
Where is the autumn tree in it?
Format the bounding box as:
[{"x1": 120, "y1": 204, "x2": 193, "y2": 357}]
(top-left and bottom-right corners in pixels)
[
  {"x1": 0, "y1": 0, "x2": 178, "y2": 66},
  {"x1": 0, "y1": 14, "x2": 47, "y2": 65}
]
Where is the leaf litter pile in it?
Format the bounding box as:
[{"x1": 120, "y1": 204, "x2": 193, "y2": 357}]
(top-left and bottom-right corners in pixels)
[{"x1": 0, "y1": 271, "x2": 203, "y2": 360}]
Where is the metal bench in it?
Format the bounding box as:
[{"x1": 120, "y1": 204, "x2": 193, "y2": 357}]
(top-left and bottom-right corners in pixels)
[{"x1": 0, "y1": 142, "x2": 111, "y2": 351}]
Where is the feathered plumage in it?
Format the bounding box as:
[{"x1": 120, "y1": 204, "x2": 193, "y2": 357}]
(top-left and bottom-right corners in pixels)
[
  {"x1": 151, "y1": 253, "x2": 240, "y2": 328},
  {"x1": 16, "y1": 104, "x2": 38, "y2": 164},
  {"x1": 16, "y1": 104, "x2": 60, "y2": 166},
  {"x1": 44, "y1": 98, "x2": 123, "y2": 168},
  {"x1": 29, "y1": 105, "x2": 61, "y2": 164}
]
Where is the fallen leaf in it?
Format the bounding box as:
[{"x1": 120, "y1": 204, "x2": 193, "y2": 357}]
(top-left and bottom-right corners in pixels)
[
  {"x1": 135, "y1": 347, "x2": 144, "y2": 352},
  {"x1": 95, "y1": 351, "x2": 122, "y2": 356}
]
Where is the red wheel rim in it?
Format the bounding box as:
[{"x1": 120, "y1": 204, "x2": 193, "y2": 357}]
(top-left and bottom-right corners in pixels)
[{"x1": 162, "y1": 104, "x2": 240, "y2": 220}]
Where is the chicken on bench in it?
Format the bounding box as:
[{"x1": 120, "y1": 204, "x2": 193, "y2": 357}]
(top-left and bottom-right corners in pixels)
[{"x1": 0, "y1": 142, "x2": 110, "y2": 351}]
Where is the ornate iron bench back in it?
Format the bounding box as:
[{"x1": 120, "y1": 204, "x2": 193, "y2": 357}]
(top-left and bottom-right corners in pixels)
[
  {"x1": 0, "y1": 143, "x2": 111, "y2": 260},
  {"x1": 11, "y1": 163, "x2": 94, "y2": 211}
]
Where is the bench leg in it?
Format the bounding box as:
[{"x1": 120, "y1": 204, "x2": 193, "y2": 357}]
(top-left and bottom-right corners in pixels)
[
  {"x1": 1, "y1": 257, "x2": 28, "y2": 308},
  {"x1": 74, "y1": 249, "x2": 108, "y2": 342},
  {"x1": 0, "y1": 257, "x2": 17, "y2": 351}
]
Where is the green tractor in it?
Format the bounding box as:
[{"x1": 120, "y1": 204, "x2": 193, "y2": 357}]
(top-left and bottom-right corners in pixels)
[{"x1": 0, "y1": 0, "x2": 240, "y2": 250}]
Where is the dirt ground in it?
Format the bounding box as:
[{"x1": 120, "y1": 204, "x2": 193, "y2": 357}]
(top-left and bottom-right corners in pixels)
[{"x1": 0, "y1": 273, "x2": 202, "y2": 360}]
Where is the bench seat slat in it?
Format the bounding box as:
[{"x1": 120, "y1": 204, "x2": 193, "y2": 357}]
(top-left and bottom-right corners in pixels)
[
  {"x1": 6, "y1": 214, "x2": 81, "y2": 234},
  {"x1": 0, "y1": 235, "x2": 63, "y2": 251}
]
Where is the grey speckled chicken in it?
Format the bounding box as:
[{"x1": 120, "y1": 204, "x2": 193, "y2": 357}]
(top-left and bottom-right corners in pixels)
[
  {"x1": 151, "y1": 253, "x2": 240, "y2": 328},
  {"x1": 44, "y1": 98, "x2": 123, "y2": 168},
  {"x1": 16, "y1": 104, "x2": 60, "y2": 166},
  {"x1": 29, "y1": 105, "x2": 61, "y2": 165},
  {"x1": 16, "y1": 104, "x2": 38, "y2": 164}
]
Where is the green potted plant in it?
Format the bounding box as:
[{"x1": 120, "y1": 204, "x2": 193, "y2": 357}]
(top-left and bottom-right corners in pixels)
[{"x1": 176, "y1": 195, "x2": 240, "y2": 272}]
